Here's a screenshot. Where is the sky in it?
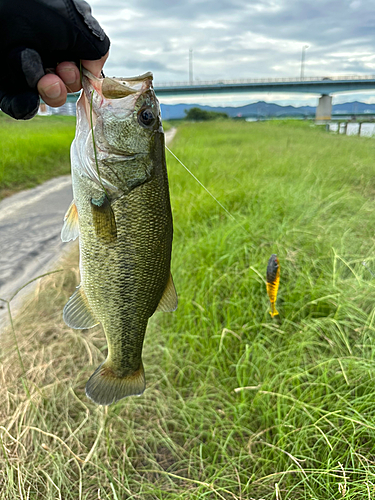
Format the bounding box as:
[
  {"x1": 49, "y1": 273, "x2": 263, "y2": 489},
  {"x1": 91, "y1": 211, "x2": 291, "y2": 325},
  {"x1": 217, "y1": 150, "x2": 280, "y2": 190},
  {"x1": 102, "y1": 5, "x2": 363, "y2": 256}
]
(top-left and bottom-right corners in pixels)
[{"x1": 89, "y1": 0, "x2": 375, "y2": 107}]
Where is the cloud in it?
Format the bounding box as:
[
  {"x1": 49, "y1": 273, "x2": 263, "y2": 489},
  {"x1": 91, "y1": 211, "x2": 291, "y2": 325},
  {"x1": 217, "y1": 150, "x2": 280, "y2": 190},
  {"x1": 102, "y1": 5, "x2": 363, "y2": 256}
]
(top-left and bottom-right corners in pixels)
[{"x1": 87, "y1": 0, "x2": 375, "y2": 104}]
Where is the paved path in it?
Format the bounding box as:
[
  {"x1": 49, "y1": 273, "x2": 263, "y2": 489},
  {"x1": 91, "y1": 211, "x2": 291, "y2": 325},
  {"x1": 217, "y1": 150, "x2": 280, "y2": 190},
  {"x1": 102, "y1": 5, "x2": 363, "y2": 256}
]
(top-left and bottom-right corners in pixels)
[
  {"x1": 0, "y1": 127, "x2": 177, "y2": 329},
  {"x1": 0, "y1": 177, "x2": 74, "y2": 328}
]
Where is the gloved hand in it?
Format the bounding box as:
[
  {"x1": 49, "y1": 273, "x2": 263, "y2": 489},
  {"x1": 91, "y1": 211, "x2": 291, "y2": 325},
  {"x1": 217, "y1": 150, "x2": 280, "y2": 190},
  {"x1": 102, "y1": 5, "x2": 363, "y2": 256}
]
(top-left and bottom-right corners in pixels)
[{"x1": 0, "y1": 0, "x2": 110, "y2": 119}]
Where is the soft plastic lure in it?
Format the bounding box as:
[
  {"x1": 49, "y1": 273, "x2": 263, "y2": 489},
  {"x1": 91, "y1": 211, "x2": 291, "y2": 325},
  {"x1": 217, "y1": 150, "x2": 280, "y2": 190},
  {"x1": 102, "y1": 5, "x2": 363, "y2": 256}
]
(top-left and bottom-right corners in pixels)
[{"x1": 266, "y1": 254, "x2": 280, "y2": 318}]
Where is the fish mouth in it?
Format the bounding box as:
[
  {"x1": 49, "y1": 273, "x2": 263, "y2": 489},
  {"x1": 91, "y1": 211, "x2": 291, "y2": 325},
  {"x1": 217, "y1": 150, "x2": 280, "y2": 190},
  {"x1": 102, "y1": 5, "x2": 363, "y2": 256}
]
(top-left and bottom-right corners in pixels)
[
  {"x1": 83, "y1": 69, "x2": 153, "y2": 98},
  {"x1": 79, "y1": 69, "x2": 154, "y2": 129}
]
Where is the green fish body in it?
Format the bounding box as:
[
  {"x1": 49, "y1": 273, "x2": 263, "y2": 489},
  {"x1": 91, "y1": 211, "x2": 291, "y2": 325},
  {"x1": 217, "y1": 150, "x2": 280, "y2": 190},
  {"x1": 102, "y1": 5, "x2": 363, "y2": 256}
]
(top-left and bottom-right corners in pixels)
[{"x1": 61, "y1": 70, "x2": 177, "y2": 405}]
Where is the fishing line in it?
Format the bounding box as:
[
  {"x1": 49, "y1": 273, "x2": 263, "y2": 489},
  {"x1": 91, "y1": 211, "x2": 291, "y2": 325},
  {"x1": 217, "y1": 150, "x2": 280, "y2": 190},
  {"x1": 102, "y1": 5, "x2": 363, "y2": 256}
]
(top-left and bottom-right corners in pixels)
[
  {"x1": 362, "y1": 261, "x2": 375, "y2": 277},
  {"x1": 90, "y1": 90, "x2": 109, "y2": 199},
  {"x1": 165, "y1": 145, "x2": 250, "y2": 236}
]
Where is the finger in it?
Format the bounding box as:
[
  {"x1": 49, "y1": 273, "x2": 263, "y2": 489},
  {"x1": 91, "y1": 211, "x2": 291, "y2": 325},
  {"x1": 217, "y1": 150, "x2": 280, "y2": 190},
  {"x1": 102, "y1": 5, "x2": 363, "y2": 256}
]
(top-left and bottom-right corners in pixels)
[
  {"x1": 56, "y1": 62, "x2": 81, "y2": 93},
  {"x1": 82, "y1": 52, "x2": 109, "y2": 78},
  {"x1": 37, "y1": 73, "x2": 67, "y2": 107}
]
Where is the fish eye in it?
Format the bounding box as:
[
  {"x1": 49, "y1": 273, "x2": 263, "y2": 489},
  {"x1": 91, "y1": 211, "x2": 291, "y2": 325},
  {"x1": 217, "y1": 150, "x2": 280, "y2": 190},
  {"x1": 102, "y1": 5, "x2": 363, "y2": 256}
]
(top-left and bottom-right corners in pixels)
[{"x1": 138, "y1": 108, "x2": 156, "y2": 128}]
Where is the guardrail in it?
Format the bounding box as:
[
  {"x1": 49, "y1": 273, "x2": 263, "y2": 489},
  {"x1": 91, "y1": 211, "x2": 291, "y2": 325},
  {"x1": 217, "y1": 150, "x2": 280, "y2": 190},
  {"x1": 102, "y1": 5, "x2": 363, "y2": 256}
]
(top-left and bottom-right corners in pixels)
[{"x1": 155, "y1": 75, "x2": 375, "y2": 87}]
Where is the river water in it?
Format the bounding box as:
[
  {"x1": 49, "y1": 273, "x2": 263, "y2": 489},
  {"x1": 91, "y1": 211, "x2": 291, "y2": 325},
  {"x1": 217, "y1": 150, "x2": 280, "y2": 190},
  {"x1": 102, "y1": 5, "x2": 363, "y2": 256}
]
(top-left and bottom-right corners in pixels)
[{"x1": 328, "y1": 122, "x2": 375, "y2": 137}]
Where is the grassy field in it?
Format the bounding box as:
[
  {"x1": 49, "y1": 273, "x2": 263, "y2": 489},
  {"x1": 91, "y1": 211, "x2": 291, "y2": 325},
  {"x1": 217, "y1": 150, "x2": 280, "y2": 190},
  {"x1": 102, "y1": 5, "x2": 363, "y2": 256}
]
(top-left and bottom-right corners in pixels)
[
  {"x1": 0, "y1": 113, "x2": 172, "y2": 200},
  {"x1": 0, "y1": 113, "x2": 75, "y2": 199},
  {"x1": 2, "y1": 120, "x2": 375, "y2": 498}
]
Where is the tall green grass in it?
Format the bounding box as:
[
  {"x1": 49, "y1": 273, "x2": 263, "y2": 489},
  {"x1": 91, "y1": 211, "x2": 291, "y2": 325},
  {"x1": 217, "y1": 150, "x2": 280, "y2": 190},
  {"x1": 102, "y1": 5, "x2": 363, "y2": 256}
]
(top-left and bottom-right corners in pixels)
[
  {"x1": 2, "y1": 120, "x2": 375, "y2": 498},
  {"x1": 0, "y1": 114, "x2": 75, "y2": 199},
  {"x1": 0, "y1": 113, "x2": 172, "y2": 200}
]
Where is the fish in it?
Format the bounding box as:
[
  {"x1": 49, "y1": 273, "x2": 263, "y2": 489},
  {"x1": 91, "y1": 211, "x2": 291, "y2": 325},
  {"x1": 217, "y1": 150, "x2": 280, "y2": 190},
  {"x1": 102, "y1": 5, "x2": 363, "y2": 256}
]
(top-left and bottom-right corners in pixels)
[
  {"x1": 61, "y1": 69, "x2": 177, "y2": 406},
  {"x1": 266, "y1": 254, "x2": 280, "y2": 318}
]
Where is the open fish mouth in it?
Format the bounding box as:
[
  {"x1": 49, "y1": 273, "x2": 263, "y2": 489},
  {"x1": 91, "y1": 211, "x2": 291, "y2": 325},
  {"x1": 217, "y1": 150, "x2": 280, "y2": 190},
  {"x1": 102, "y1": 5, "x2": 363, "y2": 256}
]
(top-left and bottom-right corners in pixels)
[
  {"x1": 73, "y1": 68, "x2": 160, "y2": 167},
  {"x1": 80, "y1": 69, "x2": 155, "y2": 129}
]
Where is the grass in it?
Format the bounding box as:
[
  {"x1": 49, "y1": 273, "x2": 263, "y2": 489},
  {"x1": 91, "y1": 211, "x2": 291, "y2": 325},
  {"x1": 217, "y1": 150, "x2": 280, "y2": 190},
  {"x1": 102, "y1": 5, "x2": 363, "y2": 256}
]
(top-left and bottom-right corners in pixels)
[
  {"x1": 0, "y1": 112, "x2": 173, "y2": 201},
  {"x1": 0, "y1": 113, "x2": 75, "y2": 199},
  {"x1": 2, "y1": 120, "x2": 375, "y2": 498}
]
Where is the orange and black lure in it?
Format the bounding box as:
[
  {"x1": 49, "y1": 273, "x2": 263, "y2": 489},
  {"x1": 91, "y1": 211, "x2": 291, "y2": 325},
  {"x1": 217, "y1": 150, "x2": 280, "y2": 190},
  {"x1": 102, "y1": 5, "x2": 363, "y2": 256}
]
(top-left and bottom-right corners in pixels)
[{"x1": 266, "y1": 254, "x2": 280, "y2": 318}]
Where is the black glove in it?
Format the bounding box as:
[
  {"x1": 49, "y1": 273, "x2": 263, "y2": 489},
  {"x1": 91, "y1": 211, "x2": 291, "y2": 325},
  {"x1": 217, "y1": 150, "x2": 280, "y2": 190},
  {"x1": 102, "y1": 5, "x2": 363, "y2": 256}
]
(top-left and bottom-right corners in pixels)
[{"x1": 0, "y1": 0, "x2": 110, "y2": 119}]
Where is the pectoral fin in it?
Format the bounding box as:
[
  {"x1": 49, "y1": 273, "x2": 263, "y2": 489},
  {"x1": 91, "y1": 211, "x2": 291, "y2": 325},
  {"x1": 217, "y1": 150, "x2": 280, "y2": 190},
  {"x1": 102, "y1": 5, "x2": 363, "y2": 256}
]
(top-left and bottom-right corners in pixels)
[
  {"x1": 63, "y1": 286, "x2": 99, "y2": 329},
  {"x1": 155, "y1": 273, "x2": 178, "y2": 313},
  {"x1": 61, "y1": 201, "x2": 79, "y2": 242},
  {"x1": 91, "y1": 194, "x2": 117, "y2": 242}
]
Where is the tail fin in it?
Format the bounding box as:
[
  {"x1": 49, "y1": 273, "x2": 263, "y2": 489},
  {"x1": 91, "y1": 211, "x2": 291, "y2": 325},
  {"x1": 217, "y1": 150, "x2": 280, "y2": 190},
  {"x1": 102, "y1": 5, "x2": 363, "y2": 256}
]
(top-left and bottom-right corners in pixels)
[
  {"x1": 269, "y1": 305, "x2": 279, "y2": 318},
  {"x1": 85, "y1": 360, "x2": 145, "y2": 406}
]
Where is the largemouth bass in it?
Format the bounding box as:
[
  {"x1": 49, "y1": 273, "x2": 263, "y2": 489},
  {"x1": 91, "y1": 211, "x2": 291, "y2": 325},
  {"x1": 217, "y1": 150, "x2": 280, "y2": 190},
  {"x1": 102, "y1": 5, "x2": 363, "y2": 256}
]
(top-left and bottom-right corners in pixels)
[
  {"x1": 61, "y1": 69, "x2": 177, "y2": 406},
  {"x1": 266, "y1": 254, "x2": 280, "y2": 318}
]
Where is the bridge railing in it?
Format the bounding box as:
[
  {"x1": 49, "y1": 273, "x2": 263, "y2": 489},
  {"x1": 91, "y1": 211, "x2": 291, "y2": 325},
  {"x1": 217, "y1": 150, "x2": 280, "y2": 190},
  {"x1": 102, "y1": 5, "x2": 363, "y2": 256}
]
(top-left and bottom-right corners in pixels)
[{"x1": 155, "y1": 75, "x2": 375, "y2": 87}]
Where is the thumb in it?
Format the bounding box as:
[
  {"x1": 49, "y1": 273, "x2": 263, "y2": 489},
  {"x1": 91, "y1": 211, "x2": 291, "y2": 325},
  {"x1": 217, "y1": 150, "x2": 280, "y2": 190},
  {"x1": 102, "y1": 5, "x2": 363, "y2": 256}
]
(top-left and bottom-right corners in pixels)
[{"x1": 81, "y1": 52, "x2": 109, "y2": 78}]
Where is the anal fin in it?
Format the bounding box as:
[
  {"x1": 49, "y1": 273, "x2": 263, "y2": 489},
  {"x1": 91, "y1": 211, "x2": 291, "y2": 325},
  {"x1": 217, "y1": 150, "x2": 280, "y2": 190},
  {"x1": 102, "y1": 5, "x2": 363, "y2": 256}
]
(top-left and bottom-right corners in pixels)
[
  {"x1": 61, "y1": 200, "x2": 79, "y2": 242},
  {"x1": 155, "y1": 273, "x2": 178, "y2": 313},
  {"x1": 63, "y1": 286, "x2": 99, "y2": 329}
]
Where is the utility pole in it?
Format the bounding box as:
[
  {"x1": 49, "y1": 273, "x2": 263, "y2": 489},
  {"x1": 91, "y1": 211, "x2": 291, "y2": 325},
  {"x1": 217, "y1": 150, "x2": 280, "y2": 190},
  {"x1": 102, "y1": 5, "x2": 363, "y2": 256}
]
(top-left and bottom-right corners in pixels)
[
  {"x1": 189, "y1": 49, "x2": 193, "y2": 84},
  {"x1": 300, "y1": 45, "x2": 309, "y2": 80}
]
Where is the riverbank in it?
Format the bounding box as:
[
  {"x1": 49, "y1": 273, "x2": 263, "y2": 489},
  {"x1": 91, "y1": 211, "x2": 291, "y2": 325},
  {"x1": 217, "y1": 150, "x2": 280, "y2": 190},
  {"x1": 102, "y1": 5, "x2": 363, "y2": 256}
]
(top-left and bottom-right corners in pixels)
[
  {"x1": 2, "y1": 120, "x2": 375, "y2": 498},
  {"x1": 0, "y1": 114, "x2": 75, "y2": 200}
]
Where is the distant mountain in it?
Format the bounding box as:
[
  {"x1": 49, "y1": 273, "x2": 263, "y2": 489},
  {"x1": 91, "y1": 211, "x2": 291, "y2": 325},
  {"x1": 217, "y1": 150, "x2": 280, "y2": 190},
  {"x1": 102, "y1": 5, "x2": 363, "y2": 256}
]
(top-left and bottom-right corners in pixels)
[
  {"x1": 331, "y1": 101, "x2": 375, "y2": 115},
  {"x1": 160, "y1": 100, "x2": 375, "y2": 120}
]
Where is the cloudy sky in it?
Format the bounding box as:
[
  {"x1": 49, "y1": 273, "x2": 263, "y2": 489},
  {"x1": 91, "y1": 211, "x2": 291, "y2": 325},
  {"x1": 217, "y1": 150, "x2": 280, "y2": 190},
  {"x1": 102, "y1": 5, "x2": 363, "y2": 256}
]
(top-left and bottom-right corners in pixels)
[{"x1": 89, "y1": 0, "x2": 375, "y2": 107}]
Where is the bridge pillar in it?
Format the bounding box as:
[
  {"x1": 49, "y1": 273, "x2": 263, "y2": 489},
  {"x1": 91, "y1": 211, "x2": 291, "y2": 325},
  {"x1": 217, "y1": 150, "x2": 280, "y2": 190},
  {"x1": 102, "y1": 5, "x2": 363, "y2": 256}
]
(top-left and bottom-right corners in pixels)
[{"x1": 316, "y1": 94, "x2": 332, "y2": 123}]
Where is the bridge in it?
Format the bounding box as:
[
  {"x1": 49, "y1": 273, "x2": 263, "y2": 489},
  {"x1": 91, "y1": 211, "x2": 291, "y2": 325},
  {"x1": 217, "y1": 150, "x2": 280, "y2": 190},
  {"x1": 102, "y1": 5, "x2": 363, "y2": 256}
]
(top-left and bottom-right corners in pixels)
[
  {"x1": 155, "y1": 75, "x2": 375, "y2": 96},
  {"x1": 154, "y1": 75, "x2": 375, "y2": 121},
  {"x1": 65, "y1": 75, "x2": 375, "y2": 121}
]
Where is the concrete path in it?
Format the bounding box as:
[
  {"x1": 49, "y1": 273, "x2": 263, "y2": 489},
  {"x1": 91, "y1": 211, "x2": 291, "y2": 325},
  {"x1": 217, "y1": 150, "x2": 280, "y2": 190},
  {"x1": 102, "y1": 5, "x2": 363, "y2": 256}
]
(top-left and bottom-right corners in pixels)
[
  {"x1": 0, "y1": 127, "x2": 177, "y2": 329},
  {"x1": 0, "y1": 176, "x2": 74, "y2": 328}
]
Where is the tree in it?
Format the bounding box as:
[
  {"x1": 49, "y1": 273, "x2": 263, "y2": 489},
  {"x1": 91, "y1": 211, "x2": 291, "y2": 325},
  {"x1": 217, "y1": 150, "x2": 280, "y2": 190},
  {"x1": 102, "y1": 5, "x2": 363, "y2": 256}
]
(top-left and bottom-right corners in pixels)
[{"x1": 184, "y1": 107, "x2": 228, "y2": 121}]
